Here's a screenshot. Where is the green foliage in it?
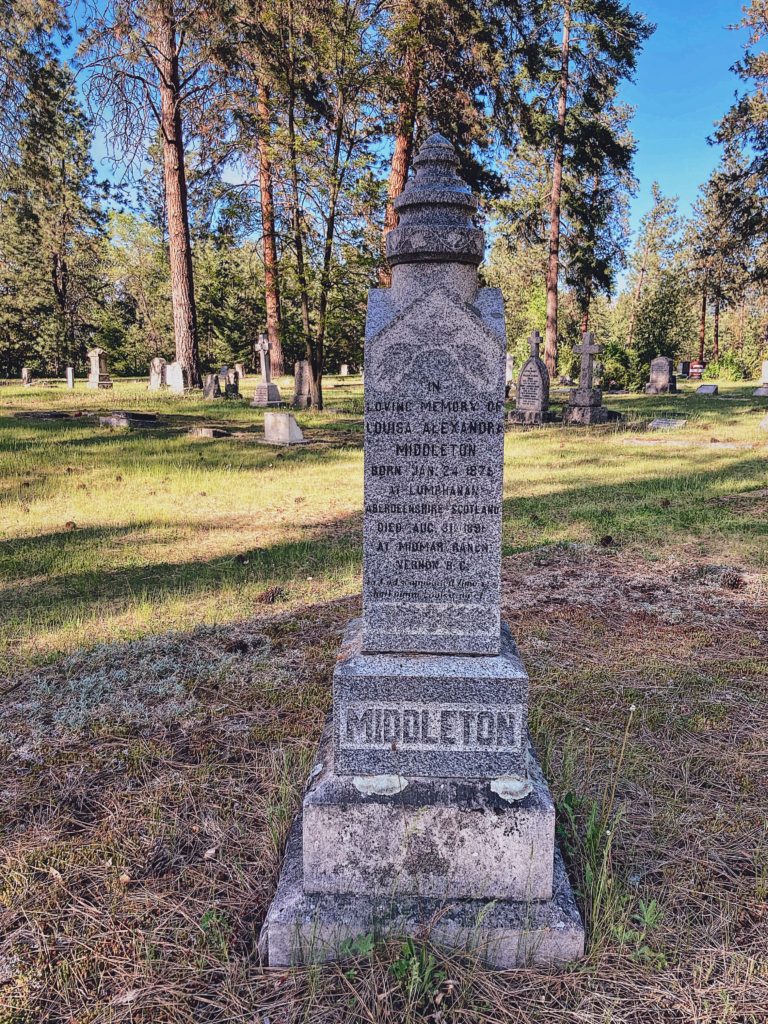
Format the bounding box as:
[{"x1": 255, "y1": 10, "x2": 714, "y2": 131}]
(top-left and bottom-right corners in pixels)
[
  {"x1": 702, "y1": 352, "x2": 752, "y2": 381},
  {"x1": 0, "y1": 58, "x2": 106, "y2": 375},
  {"x1": 339, "y1": 932, "x2": 375, "y2": 958},
  {"x1": 389, "y1": 938, "x2": 446, "y2": 1008}
]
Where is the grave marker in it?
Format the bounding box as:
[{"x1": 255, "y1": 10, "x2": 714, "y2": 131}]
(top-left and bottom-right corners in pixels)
[
  {"x1": 697, "y1": 384, "x2": 718, "y2": 396},
  {"x1": 563, "y1": 333, "x2": 612, "y2": 425},
  {"x1": 87, "y1": 347, "x2": 113, "y2": 389},
  {"x1": 645, "y1": 356, "x2": 677, "y2": 394},
  {"x1": 292, "y1": 360, "x2": 312, "y2": 409},
  {"x1": 251, "y1": 332, "x2": 282, "y2": 406},
  {"x1": 509, "y1": 331, "x2": 550, "y2": 424},
  {"x1": 65, "y1": 367, "x2": 74, "y2": 390},
  {"x1": 262, "y1": 133, "x2": 584, "y2": 971},
  {"x1": 148, "y1": 357, "x2": 167, "y2": 390},
  {"x1": 165, "y1": 361, "x2": 185, "y2": 394}
]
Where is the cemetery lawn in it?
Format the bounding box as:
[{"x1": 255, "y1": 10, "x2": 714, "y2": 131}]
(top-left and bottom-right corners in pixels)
[{"x1": 1, "y1": 376, "x2": 767, "y2": 1022}]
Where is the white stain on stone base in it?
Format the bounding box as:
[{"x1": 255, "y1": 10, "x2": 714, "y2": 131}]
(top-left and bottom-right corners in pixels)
[
  {"x1": 352, "y1": 775, "x2": 409, "y2": 797},
  {"x1": 490, "y1": 776, "x2": 533, "y2": 803}
]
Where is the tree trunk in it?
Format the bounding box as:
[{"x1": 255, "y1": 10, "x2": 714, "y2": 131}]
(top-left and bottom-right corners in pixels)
[
  {"x1": 257, "y1": 83, "x2": 284, "y2": 376},
  {"x1": 544, "y1": 1, "x2": 571, "y2": 379},
  {"x1": 738, "y1": 292, "x2": 746, "y2": 352},
  {"x1": 154, "y1": 5, "x2": 201, "y2": 387},
  {"x1": 378, "y1": 44, "x2": 420, "y2": 288},
  {"x1": 698, "y1": 285, "x2": 707, "y2": 363},
  {"x1": 286, "y1": 79, "x2": 316, "y2": 404},
  {"x1": 713, "y1": 296, "x2": 720, "y2": 360}
]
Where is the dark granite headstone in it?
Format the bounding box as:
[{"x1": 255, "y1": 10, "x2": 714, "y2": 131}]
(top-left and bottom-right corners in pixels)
[
  {"x1": 645, "y1": 356, "x2": 677, "y2": 394},
  {"x1": 203, "y1": 373, "x2": 222, "y2": 399}
]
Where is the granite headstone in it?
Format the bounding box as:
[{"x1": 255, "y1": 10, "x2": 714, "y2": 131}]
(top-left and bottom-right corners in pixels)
[
  {"x1": 87, "y1": 347, "x2": 113, "y2": 389},
  {"x1": 645, "y1": 356, "x2": 677, "y2": 395},
  {"x1": 261, "y1": 133, "x2": 584, "y2": 971},
  {"x1": 563, "y1": 333, "x2": 612, "y2": 425},
  {"x1": 148, "y1": 357, "x2": 167, "y2": 390},
  {"x1": 509, "y1": 331, "x2": 550, "y2": 424},
  {"x1": 292, "y1": 360, "x2": 312, "y2": 409}
]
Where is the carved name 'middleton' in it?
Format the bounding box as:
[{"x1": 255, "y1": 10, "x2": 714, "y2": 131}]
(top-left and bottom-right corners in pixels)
[{"x1": 340, "y1": 703, "x2": 523, "y2": 753}]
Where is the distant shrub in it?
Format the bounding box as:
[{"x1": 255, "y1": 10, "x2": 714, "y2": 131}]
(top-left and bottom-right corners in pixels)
[{"x1": 702, "y1": 353, "x2": 751, "y2": 381}]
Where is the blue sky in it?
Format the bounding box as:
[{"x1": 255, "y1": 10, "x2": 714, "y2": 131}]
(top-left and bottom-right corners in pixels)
[{"x1": 620, "y1": 0, "x2": 749, "y2": 233}]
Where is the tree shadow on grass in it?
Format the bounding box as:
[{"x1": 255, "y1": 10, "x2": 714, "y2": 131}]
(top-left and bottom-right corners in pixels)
[{"x1": 0, "y1": 513, "x2": 365, "y2": 633}]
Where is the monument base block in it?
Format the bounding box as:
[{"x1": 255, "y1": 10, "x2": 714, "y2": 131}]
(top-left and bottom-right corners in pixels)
[
  {"x1": 304, "y1": 720, "x2": 553, "y2": 901},
  {"x1": 251, "y1": 383, "x2": 282, "y2": 407},
  {"x1": 261, "y1": 806, "x2": 584, "y2": 969},
  {"x1": 507, "y1": 409, "x2": 558, "y2": 426}
]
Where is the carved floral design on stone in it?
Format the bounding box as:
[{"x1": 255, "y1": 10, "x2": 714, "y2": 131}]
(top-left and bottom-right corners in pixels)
[{"x1": 367, "y1": 288, "x2": 504, "y2": 393}]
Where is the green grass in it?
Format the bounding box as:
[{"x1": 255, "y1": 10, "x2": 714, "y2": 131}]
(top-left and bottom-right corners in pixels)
[
  {"x1": 1, "y1": 375, "x2": 767, "y2": 1022},
  {"x1": 1, "y1": 376, "x2": 766, "y2": 670}
]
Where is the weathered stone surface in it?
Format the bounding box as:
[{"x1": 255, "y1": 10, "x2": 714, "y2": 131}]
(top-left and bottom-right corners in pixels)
[
  {"x1": 262, "y1": 812, "x2": 584, "y2": 969},
  {"x1": 65, "y1": 367, "x2": 74, "y2": 389},
  {"x1": 509, "y1": 332, "x2": 551, "y2": 425},
  {"x1": 645, "y1": 356, "x2": 677, "y2": 395},
  {"x1": 99, "y1": 411, "x2": 158, "y2": 429},
  {"x1": 340, "y1": 363, "x2": 349, "y2": 376},
  {"x1": 264, "y1": 411, "x2": 305, "y2": 444},
  {"x1": 203, "y1": 373, "x2": 222, "y2": 399},
  {"x1": 191, "y1": 426, "x2": 230, "y2": 438},
  {"x1": 262, "y1": 134, "x2": 584, "y2": 972},
  {"x1": 362, "y1": 284, "x2": 505, "y2": 655},
  {"x1": 235, "y1": 361, "x2": 247, "y2": 380},
  {"x1": 166, "y1": 361, "x2": 185, "y2": 394},
  {"x1": 697, "y1": 384, "x2": 718, "y2": 396},
  {"x1": 650, "y1": 418, "x2": 687, "y2": 431},
  {"x1": 148, "y1": 357, "x2": 167, "y2": 390},
  {"x1": 293, "y1": 360, "x2": 312, "y2": 409},
  {"x1": 87, "y1": 347, "x2": 113, "y2": 389},
  {"x1": 21, "y1": 367, "x2": 34, "y2": 386},
  {"x1": 253, "y1": 382, "x2": 282, "y2": 407},
  {"x1": 305, "y1": 717, "x2": 552, "y2": 899},
  {"x1": 252, "y1": 333, "x2": 282, "y2": 406},
  {"x1": 563, "y1": 334, "x2": 615, "y2": 426},
  {"x1": 334, "y1": 619, "x2": 527, "y2": 779}
]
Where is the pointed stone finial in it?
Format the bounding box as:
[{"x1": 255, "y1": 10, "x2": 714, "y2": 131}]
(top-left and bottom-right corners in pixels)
[{"x1": 387, "y1": 135, "x2": 484, "y2": 268}]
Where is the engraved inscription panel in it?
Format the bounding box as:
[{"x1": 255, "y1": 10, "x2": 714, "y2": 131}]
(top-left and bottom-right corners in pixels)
[
  {"x1": 362, "y1": 290, "x2": 505, "y2": 656},
  {"x1": 339, "y1": 702, "x2": 524, "y2": 754},
  {"x1": 517, "y1": 361, "x2": 545, "y2": 410}
]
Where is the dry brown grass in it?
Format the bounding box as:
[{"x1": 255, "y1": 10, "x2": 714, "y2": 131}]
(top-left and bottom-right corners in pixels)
[{"x1": 2, "y1": 546, "x2": 767, "y2": 1023}]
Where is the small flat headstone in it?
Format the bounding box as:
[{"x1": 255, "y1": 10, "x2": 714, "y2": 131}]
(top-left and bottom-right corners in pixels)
[
  {"x1": 696, "y1": 384, "x2": 718, "y2": 396},
  {"x1": 99, "y1": 411, "x2": 158, "y2": 429},
  {"x1": 264, "y1": 411, "x2": 305, "y2": 445},
  {"x1": 649, "y1": 418, "x2": 687, "y2": 431},
  {"x1": 753, "y1": 385, "x2": 768, "y2": 398},
  {"x1": 191, "y1": 426, "x2": 231, "y2": 438}
]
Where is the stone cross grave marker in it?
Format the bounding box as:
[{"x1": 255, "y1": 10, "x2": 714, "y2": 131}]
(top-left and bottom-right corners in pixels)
[
  {"x1": 575, "y1": 333, "x2": 600, "y2": 390},
  {"x1": 251, "y1": 332, "x2": 282, "y2": 407},
  {"x1": 262, "y1": 133, "x2": 584, "y2": 971},
  {"x1": 564, "y1": 332, "x2": 611, "y2": 425}
]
